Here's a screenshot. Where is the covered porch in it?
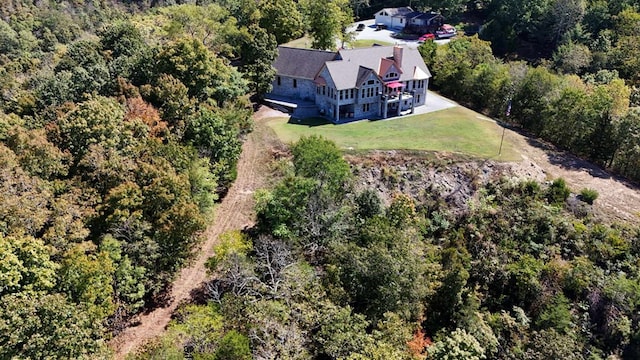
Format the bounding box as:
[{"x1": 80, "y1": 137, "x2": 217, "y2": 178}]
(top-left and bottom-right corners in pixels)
[{"x1": 382, "y1": 81, "x2": 416, "y2": 118}]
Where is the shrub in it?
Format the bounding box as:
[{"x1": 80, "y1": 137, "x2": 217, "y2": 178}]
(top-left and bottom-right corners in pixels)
[
  {"x1": 579, "y1": 188, "x2": 599, "y2": 205},
  {"x1": 546, "y1": 178, "x2": 571, "y2": 205}
]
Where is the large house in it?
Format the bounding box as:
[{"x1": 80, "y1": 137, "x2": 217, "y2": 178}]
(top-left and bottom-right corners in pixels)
[
  {"x1": 375, "y1": 7, "x2": 445, "y2": 34},
  {"x1": 269, "y1": 45, "x2": 431, "y2": 123}
]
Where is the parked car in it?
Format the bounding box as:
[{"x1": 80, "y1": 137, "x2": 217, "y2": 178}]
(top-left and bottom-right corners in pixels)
[
  {"x1": 418, "y1": 33, "x2": 436, "y2": 43},
  {"x1": 435, "y1": 24, "x2": 456, "y2": 39},
  {"x1": 375, "y1": 23, "x2": 387, "y2": 31},
  {"x1": 356, "y1": 23, "x2": 366, "y2": 31}
]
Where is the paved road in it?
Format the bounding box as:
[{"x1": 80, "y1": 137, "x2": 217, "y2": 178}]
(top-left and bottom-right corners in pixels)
[{"x1": 347, "y1": 19, "x2": 451, "y2": 49}]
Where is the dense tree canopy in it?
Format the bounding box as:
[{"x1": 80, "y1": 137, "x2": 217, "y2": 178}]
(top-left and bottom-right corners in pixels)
[
  {"x1": 140, "y1": 135, "x2": 640, "y2": 359},
  {"x1": 0, "y1": 1, "x2": 260, "y2": 357},
  {"x1": 2, "y1": 1, "x2": 640, "y2": 359}
]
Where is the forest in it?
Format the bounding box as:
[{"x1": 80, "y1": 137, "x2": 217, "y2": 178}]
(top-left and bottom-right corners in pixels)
[{"x1": 0, "y1": 0, "x2": 639, "y2": 359}]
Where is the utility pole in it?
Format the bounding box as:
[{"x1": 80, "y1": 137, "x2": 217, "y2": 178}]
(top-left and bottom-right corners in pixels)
[{"x1": 499, "y1": 100, "x2": 512, "y2": 156}]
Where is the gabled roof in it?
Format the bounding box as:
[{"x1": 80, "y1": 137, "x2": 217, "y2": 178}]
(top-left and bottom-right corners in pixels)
[
  {"x1": 413, "y1": 66, "x2": 430, "y2": 80},
  {"x1": 355, "y1": 66, "x2": 376, "y2": 87},
  {"x1": 273, "y1": 46, "x2": 338, "y2": 80},
  {"x1": 327, "y1": 46, "x2": 431, "y2": 90},
  {"x1": 324, "y1": 61, "x2": 367, "y2": 90},
  {"x1": 378, "y1": 58, "x2": 400, "y2": 76},
  {"x1": 379, "y1": 7, "x2": 413, "y2": 17}
]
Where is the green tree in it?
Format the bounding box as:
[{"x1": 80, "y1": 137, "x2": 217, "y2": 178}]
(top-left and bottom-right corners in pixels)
[
  {"x1": 290, "y1": 135, "x2": 351, "y2": 193},
  {"x1": 259, "y1": 0, "x2": 305, "y2": 44},
  {"x1": 184, "y1": 107, "x2": 242, "y2": 188},
  {"x1": 240, "y1": 25, "x2": 277, "y2": 97},
  {"x1": 301, "y1": 0, "x2": 353, "y2": 50},
  {"x1": 142, "y1": 74, "x2": 194, "y2": 138},
  {"x1": 0, "y1": 234, "x2": 57, "y2": 296},
  {"x1": 315, "y1": 305, "x2": 372, "y2": 358},
  {"x1": 432, "y1": 36, "x2": 495, "y2": 99},
  {"x1": 428, "y1": 328, "x2": 487, "y2": 360},
  {"x1": 535, "y1": 293, "x2": 573, "y2": 333},
  {"x1": 57, "y1": 242, "x2": 116, "y2": 321},
  {"x1": 156, "y1": 38, "x2": 247, "y2": 104},
  {"x1": 552, "y1": 41, "x2": 592, "y2": 74},
  {"x1": 99, "y1": 20, "x2": 146, "y2": 59},
  {"x1": 54, "y1": 96, "x2": 129, "y2": 161},
  {"x1": 54, "y1": 40, "x2": 111, "y2": 100},
  {"x1": 215, "y1": 330, "x2": 252, "y2": 360},
  {"x1": 511, "y1": 66, "x2": 561, "y2": 134},
  {"x1": 0, "y1": 293, "x2": 108, "y2": 359}
]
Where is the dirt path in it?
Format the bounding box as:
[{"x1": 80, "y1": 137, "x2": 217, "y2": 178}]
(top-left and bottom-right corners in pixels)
[
  {"x1": 503, "y1": 128, "x2": 640, "y2": 224},
  {"x1": 109, "y1": 106, "x2": 283, "y2": 359},
  {"x1": 108, "y1": 104, "x2": 639, "y2": 358}
]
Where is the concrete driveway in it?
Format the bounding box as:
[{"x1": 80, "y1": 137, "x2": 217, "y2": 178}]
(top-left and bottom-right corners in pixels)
[
  {"x1": 417, "y1": 91, "x2": 458, "y2": 114},
  {"x1": 347, "y1": 19, "x2": 451, "y2": 49}
]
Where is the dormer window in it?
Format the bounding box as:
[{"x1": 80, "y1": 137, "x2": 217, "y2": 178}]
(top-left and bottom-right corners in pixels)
[{"x1": 385, "y1": 72, "x2": 398, "y2": 79}]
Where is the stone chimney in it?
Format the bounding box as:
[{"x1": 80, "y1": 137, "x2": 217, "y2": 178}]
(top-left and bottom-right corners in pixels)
[{"x1": 393, "y1": 45, "x2": 403, "y2": 69}]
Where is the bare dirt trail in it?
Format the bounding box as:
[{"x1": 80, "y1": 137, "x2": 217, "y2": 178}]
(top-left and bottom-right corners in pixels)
[{"x1": 109, "y1": 106, "x2": 283, "y2": 359}]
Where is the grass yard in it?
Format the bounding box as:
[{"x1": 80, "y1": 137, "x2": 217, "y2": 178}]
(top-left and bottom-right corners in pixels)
[
  {"x1": 346, "y1": 39, "x2": 393, "y2": 48},
  {"x1": 282, "y1": 35, "x2": 312, "y2": 48},
  {"x1": 266, "y1": 106, "x2": 520, "y2": 161},
  {"x1": 282, "y1": 36, "x2": 392, "y2": 49}
]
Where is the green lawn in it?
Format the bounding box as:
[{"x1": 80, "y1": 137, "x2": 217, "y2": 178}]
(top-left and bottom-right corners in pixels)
[
  {"x1": 282, "y1": 35, "x2": 312, "y2": 49},
  {"x1": 346, "y1": 39, "x2": 393, "y2": 48},
  {"x1": 266, "y1": 106, "x2": 519, "y2": 161},
  {"x1": 282, "y1": 36, "x2": 392, "y2": 49}
]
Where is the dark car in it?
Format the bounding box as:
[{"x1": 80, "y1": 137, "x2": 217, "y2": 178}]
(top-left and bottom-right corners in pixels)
[{"x1": 356, "y1": 23, "x2": 366, "y2": 31}]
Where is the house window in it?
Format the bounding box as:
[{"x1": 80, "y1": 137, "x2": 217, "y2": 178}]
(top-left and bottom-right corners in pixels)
[
  {"x1": 363, "y1": 103, "x2": 370, "y2": 112},
  {"x1": 367, "y1": 80, "x2": 374, "y2": 85},
  {"x1": 350, "y1": 89, "x2": 354, "y2": 98},
  {"x1": 417, "y1": 94, "x2": 421, "y2": 103},
  {"x1": 340, "y1": 90, "x2": 343, "y2": 100},
  {"x1": 277, "y1": 76, "x2": 281, "y2": 86},
  {"x1": 361, "y1": 88, "x2": 365, "y2": 97},
  {"x1": 293, "y1": 79, "x2": 297, "y2": 88},
  {"x1": 385, "y1": 72, "x2": 398, "y2": 79}
]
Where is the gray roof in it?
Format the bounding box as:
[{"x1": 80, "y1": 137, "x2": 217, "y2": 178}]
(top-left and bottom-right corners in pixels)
[
  {"x1": 325, "y1": 46, "x2": 431, "y2": 90},
  {"x1": 404, "y1": 11, "x2": 423, "y2": 19},
  {"x1": 380, "y1": 7, "x2": 414, "y2": 17},
  {"x1": 413, "y1": 12, "x2": 444, "y2": 21},
  {"x1": 273, "y1": 46, "x2": 337, "y2": 80}
]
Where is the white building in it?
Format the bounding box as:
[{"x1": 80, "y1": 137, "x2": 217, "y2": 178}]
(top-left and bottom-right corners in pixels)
[{"x1": 374, "y1": 6, "x2": 413, "y2": 29}]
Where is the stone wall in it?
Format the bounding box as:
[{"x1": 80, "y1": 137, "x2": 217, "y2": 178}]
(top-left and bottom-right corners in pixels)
[{"x1": 270, "y1": 76, "x2": 317, "y2": 101}]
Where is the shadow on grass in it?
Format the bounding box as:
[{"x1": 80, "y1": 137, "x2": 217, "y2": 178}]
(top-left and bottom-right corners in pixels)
[
  {"x1": 499, "y1": 120, "x2": 636, "y2": 184},
  {"x1": 288, "y1": 117, "x2": 331, "y2": 127}
]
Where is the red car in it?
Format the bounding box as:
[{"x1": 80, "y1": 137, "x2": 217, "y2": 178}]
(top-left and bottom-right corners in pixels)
[
  {"x1": 418, "y1": 33, "x2": 435, "y2": 43},
  {"x1": 435, "y1": 24, "x2": 456, "y2": 39}
]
